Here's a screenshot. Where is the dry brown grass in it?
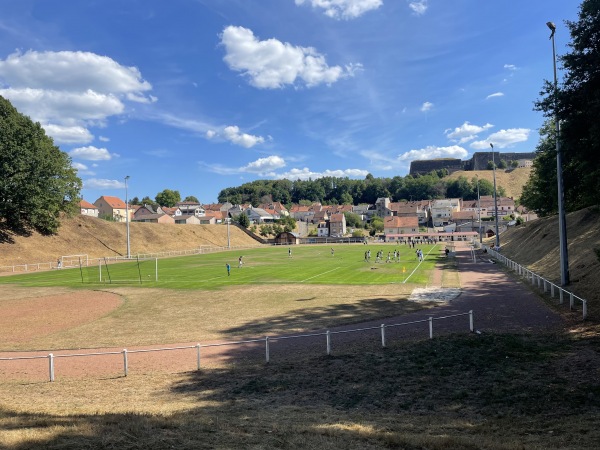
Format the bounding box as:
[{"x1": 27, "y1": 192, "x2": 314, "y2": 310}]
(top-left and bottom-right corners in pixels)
[
  {"x1": 0, "y1": 214, "x2": 260, "y2": 267},
  {"x1": 445, "y1": 167, "x2": 532, "y2": 199}
]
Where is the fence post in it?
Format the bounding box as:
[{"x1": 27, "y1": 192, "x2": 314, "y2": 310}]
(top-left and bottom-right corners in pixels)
[
  {"x1": 196, "y1": 344, "x2": 201, "y2": 370},
  {"x1": 48, "y1": 353, "x2": 55, "y2": 382},
  {"x1": 429, "y1": 317, "x2": 433, "y2": 339},
  {"x1": 123, "y1": 349, "x2": 128, "y2": 377},
  {"x1": 326, "y1": 330, "x2": 331, "y2": 355},
  {"x1": 550, "y1": 284, "x2": 555, "y2": 298},
  {"x1": 583, "y1": 300, "x2": 588, "y2": 320},
  {"x1": 380, "y1": 324, "x2": 386, "y2": 348},
  {"x1": 469, "y1": 310, "x2": 474, "y2": 332},
  {"x1": 559, "y1": 288, "x2": 564, "y2": 304},
  {"x1": 570, "y1": 292, "x2": 574, "y2": 310},
  {"x1": 265, "y1": 336, "x2": 270, "y2": 363}
]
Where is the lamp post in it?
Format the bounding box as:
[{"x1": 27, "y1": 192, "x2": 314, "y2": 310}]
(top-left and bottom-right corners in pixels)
[
  {"x1": 125, "y1": 175, "x2": 131, "y2": 259},
  {"x1": 490, "y1": 143, "x2": 500, "y2": 249},
  {"x1": 547, "y1": 21, "x2": 570, "y2": 286},
  {"x1": 476, "y1": 175, "x2": 482, "y2": 244}
]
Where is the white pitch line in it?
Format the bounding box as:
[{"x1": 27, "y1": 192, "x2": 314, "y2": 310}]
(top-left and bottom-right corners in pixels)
[
  {"x1": 300, "y1": 267, "x2": 340, "y2": 282},
  {"x1": 402, "y1": 244, "x2": 438, "y2": 284}
]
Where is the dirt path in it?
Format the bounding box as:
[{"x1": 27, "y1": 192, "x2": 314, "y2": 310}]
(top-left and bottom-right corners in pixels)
[{"x1": 0, "y1": 242, "x2": 565, "y2": 382}]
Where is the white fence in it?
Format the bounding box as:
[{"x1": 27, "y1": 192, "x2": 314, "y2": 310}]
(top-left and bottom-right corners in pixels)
[
  {"x1": 0, "y1": 245, "x2": 261, "y2": 274},
  {"x1": 0, "y1": 311, "x2": 474, "y2": 382},
  {"x1": 485, "y1": 247, "x2": 588, "y2": 320}
]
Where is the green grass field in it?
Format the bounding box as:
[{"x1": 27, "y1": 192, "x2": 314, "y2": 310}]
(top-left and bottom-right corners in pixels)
[{"x1": 0, "y1": 243, "x2": 443, "y2": 289}]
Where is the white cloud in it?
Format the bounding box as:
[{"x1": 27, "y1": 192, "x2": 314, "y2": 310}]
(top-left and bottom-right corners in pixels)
[
  {"x1": 420, "y1": 101, "x2": 433, "y2": 112},
  {"x1": 0, "y1": 50, "x2": 154, "y2": 144},
  {"x1": 470, "y1": 128, "x2": 531, "y2": 149},
  {"x1": 504, "y1": 64, "x2": 517, "y2": 71},
  {"x1": 43, "y1": 124, "x2": 94, "y2": 145},
  {"x1": 220, "y1": 26, "x2": 358, "y2": 89},
  {"x1": 72, "y1": 162, "x2": 95, "y2": 175},
  {"x1": 408, "y1": 0, "x2": 428, "y2": 15},
  {"x1": 295, "y1": 0, "x2": 382, "y2": 20},
  {"x1": 245, "y1": 155, "x2": 286, "y2": 173},
  {"x1": 398, "y1": 145, "x2": 468, "y2": 161},
  {"x1": 275, "y1": 167, "x2": 369, "y2": 180},
  {"x1": 222, "y1": 125, "x2": 265, "y2": 148},
  {"x1": 98, "y1": 136, "x2": 110, "y2": 142},
  {"x1": 486, "y1": 92, "x2": 504, "y2": 100},
  {"x1": 445, "y1": 121, "x2": 493, "y2": 144},
  {"x1": 69, "y1": 146, "x2": 115, "y2": 161},
  {"x1": 206, "y1": 130, "x2": 217, "y2": 139},
  {"x1": 83, "y1": 178, "x2": 125, "y2": 189}
]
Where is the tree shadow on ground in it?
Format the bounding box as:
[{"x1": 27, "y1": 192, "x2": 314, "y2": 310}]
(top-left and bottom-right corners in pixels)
[{"x1": 2, "y1": 332, "x2": 599, "y2": 449}]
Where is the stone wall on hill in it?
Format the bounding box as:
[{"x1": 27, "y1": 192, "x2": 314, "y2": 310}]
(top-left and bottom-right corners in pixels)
[
  {"x1": 409, "y1": 159, "x2": 465, "y2": 175},
  {"x1": 409, "y1": 152, "x2": 536, "y2": 175}
]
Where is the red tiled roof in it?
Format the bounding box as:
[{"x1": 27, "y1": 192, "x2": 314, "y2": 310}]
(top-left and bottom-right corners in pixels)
[
  {"x1": 97, "y1": 196, "x2": 126, "y2": 209},
  {"x1": 79, "y1": 199, "x2": 97, "y2": 209}
]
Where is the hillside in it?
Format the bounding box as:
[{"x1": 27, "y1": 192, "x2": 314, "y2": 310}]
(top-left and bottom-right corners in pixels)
[
  {"x1": 496, "y1": 206, "x2": 600, "y2": 318},
  {"x1": 445, "y1": 167, "x2": 532, "y2": 199},
  {"x1": 0, "y1": 215, "x2": 260, "y2": 267}
]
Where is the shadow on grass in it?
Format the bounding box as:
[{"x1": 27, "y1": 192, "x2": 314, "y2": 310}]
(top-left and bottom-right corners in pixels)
[{"x1": 2, "y1": 332, "x2": 599, "y2": 449}]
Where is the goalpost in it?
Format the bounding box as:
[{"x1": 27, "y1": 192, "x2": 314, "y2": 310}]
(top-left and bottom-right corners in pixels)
[
  {"x1": 61, "y1": 254, "x2": 88, "y2": 268},
  {"x1": 80, "y1": 257, "x2": 158, "y2": 284}
]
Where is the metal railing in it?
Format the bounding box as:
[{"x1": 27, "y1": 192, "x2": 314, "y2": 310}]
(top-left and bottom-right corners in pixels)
[
  {"x1": 0, "y1": 311, "x2": 474, "y2": 382},
  {"x1": 485, "y1": 246, "x2": 587, "y2": 320}
]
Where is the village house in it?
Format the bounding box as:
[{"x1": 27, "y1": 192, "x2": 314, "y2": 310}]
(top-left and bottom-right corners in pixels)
[
  {"x1": 94, "y1": 196, "x2": 129, "y2": 222},
  {"x1": 79, "y1": 200, "x2": 99, "y2": 218},
  {"x1": 328, "y1": 213, "x2": 347, "y2": 237},
  {"x1": 383, "y1": 216, "x2": 419, "y2": 242}
]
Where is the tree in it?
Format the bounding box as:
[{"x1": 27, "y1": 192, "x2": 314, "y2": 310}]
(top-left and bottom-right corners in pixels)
[
  {"x1": 0, "y1": 96, "x2": 81, "y2": 238},
  {"x1": 498, "y1": 159, "x2": 507, "y2": 169},
  {"x1": 532, "y1": 0, "x2": 600, "y2": 211},
  {"x1": 344, "y1": 211, "x2": 363, "y2": 228},
  {"x1": 236, "y1": 213, "x2": 250, "y2": 228},
  {"x1": 155, "y1": 189, "x2": 181, "y2": 207},
  {"x1": 183, "y1": 195, "x2": 199, "y2": 203},
  {"x1": 140, "y1": 196, "x2": 158, "y2": 209}
]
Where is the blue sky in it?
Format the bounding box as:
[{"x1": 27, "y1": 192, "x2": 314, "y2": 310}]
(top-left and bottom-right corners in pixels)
[{"x1": 0, "y1": 0, "x2": 579, "y2": 204}]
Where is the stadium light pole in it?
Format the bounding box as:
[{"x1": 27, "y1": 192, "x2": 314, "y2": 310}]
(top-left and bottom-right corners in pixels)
[
  {"x1": 547, "y1": 21, "x2": 570, "y2": 286},
  {"x1": 476, "y1": 175, "x2": 482, "y2": 244},
  {"x1": 125, "y1": 175, "x2": 131, "y2": 259},
  {"x1": 490, "y1": 143, "x2": 500, "y2": 249}
]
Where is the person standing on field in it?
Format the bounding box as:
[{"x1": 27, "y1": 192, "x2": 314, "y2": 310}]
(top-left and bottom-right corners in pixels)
[
  {"x1": 226, "y1": 263, "x2": 231, "y2": 276},
  {"x1": 238, "y1": 256, "x2": 243, "y2": 268}
]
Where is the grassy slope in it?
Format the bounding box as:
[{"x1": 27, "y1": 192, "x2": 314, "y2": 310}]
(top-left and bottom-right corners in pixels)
[{"x1": 445, "y1": 167, "x2": 532, "y2": 199}]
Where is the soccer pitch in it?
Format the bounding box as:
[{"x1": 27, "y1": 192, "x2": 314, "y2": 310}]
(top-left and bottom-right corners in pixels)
[{"x1": 0, "y1": 243, "x2": 443, "y2": 289}]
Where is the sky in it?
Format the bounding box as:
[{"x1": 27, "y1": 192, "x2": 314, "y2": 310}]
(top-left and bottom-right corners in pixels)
[{"x1": 0, "y1": 0, "x2": 580, "y2": 204}]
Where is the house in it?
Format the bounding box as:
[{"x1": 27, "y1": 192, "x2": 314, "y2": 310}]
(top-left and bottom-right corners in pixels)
[
  {"x1": 157, "y1": 206, "x2": 182, "y2": 217},
  {"x1": 462, "y1": 200, "x2": 490, "y2": 219},
  {"x1": 289, "y1": 205, "x2": 312, "y2": 222},
  {"x1": 479, "y1": 196, "x2": 515, "y2": 217},
  {"x1": 329, "y1": 213, "x2": 346, "y2": 237},
  {"x1": 383, "y1": 216, "x2": 419, "y2": 242},
  {"x1": 258, "y1": 202, "x2": 289, "y2": 217},
  {"x1": 430, "y1": 199, "x2": 462, "y2": 227},
  {"x1": 375, "y1": 197, "x2": 391, "y2": 217},
  {"x1": 245, "y1": 207, "x2": 275, "y2": 224},
  {"x1": 132, "y1": 213, "x2": 175, "y2": 224},
  {"x1": 198, "y1": 215, "x2": 217, "y2": 225},
  {"x1": 176, "y1": 201, "x2": 205, "y2": 217},
  {"x1": 174, "y1": 215, "x2": 201, "y2": 225},
  {"x1": 94, "y1": 196, "x2": 128, "y2": 222},
  {"x1": 317, "y1": 221, "x2": 329, "y2": 237},
  {"x1": 79, "y1": 200, "x2": 99, "y2": 218},
  {"x1": 311, "y1": 210, "x2": 329, "y2": 224},
  {"x1": 133, "y1": 204, "x2": 157, "y2": 220}
]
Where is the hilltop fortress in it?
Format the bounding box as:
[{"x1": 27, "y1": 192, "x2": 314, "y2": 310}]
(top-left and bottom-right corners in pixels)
[{"x1": 409, "y1": 151, "x2": 536, "y2": 176}]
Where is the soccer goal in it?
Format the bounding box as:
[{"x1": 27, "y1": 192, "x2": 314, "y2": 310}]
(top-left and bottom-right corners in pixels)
[
  {"x1": 79, "y1": 257, "x2": 158, "y2": 284},
  {"x1": 61, "y1": 254, "x2": 88, "y2": 269}
]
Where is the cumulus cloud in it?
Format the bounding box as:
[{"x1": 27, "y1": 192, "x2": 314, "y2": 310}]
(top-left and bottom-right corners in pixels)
[
  {"x1": 43, "y1": 124, "x2": 94, "y2": 145},
  {"x1": 408, "y1": 0, "x2": 428, "y2": 15},
  {"x1": 223, "y1": 126, "x2": 265, "y2": 148},
  {"x1": 245, "y1": 155, "x2": 286, "y2": 173},
  {"x1": 83, "y1": 178, "x2": 125, "y2": 189},
  {"x1": 0, "y1": 50, "x2": 154, "y2": 144},
  {"x1": 445, "y1": 121, "x2": 493, "y2": 144},
  {"x1": 486, "y1": 92, "x2": 504, "y2": 100},
  {"x1": 220, "y1": 26, "x2": 359, "y2": 89},
  {"x1": 470, "y1": 128, "x2": 531, "y2": 149},
  {"x1": 420, "y1": 101, "x2": 433, "y2": 112},
  {"x1": 398, "y1": 145, "x2": 468, "y2": 161},
  {"x1": 69, "y1": 146, "x2": 116, "y2": 161},
  {"x1": 295, "y1": 0, "x2": 382, "y2": 20}
]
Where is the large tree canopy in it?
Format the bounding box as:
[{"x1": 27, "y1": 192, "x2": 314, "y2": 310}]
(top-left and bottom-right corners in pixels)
[
  {"x1": 155, "y1": 189, "x2": 181, "y2": 207},
  {"x1": 0, "y1": 95, "x2": 81, "y2": 239},
  {"x1": 526, "y1": 0, "x2": 600, "y2": 214}
]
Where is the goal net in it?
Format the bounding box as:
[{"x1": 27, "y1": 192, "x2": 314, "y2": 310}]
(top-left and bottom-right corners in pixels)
[{"x1": 79, "y1": 257, "x2": 158, "y2": 284}]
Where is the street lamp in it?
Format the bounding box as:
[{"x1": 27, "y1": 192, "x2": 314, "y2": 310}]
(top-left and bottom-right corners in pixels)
[
  {"x1": 547, "y1": 21, "x2": 570, "y2": 286},
  {"x1": 476, "y1": 175, "x2": 482, "y2": 244},
  {"x1": 125, "y1": 175, "x2": 131, "y2": 259},
  {"x1": 490, "y1": 143, "x2": 500, "y2": 249}
]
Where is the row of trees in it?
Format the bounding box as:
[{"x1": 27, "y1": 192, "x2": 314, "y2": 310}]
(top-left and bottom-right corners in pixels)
[
  {"x1": 521, "y1": 0, "x2": 600, "y2": 215},
  {"x1": 217, "y1": 172, "x2": 505, "y2": 208},
  {"x1": 130, "y1": 190, "x2": 199, "y2": 209}
]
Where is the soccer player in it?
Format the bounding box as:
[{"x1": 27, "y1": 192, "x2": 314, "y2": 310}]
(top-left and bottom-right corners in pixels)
[{"x1": 226, "y1": 263, "x2": 231, "y2": 276}]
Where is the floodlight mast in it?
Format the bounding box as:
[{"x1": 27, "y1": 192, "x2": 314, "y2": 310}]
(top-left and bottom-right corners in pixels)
[
  {"x1": 490, "y1": 143, "x2": 500, "y2": 249},
  {"x1": 547, "y1": 20, "x2": 570, "y2": 286},
  {"x1": 125, "y1": 175, "x2": 131, "y2": 259}
]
